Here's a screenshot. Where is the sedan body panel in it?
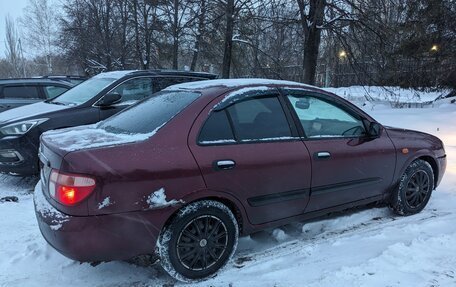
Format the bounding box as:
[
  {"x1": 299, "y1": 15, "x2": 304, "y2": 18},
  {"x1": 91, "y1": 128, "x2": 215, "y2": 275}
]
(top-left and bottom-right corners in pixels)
[{"x1": 34, "y1": 79, "x2": 446, "y2": 266}]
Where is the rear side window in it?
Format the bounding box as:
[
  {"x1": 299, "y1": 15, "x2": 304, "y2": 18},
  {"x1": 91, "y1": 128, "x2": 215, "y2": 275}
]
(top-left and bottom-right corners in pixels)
[
  {"x1": 198, "y1": 95, "x2": 293, "y2": 144},
  {"x1": 43, "y1": 85, "x2": 69, "y2": 99},
  {"x1": 228, "y1": 96, "x2": 292, "y2": 141},
  {"x1": 154, "y1": 77, "x2": 202, "y2": 92},
  {"x1": 199, "y1": 111, "x2": 235, "y2": 144},
  {"x1": 99, "y1": 91, "x2": 200, "y2": 134},
  {"x1": 3, "y1": 86, "x2": 41, "y2": 99}
]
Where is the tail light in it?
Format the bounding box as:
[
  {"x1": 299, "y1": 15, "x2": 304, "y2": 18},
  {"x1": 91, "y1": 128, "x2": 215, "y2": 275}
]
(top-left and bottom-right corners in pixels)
[{"x1": 49, "y1": 170, "x2": 96, "y2": 205}]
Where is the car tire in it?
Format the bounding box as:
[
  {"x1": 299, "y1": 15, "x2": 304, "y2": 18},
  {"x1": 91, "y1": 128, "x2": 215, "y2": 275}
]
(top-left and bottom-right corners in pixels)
[
  {"x1": 390, "y1": 159, "x2": 434, "y2": 215},
  {"x1": 157, "y1": 200, "x2": 239, "y2": 282}
]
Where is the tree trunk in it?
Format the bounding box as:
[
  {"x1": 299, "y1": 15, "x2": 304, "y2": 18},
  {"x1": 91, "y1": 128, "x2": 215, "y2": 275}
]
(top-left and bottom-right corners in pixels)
[
  {"x1": 190, "y1": 0, "x2": 206, "y2": 71},
  {"x1": 221, "y1": 0, "x2": 235, "y2": 78},
  {"x1": 172, "y1": 0, "x2": 179, "y2": 69},
  {"x1": 298, "y1": 0, "x2": 326, "y2": 85},
  {"x1": 133, "y1": 0, "x2": 145, "y2": 69}
]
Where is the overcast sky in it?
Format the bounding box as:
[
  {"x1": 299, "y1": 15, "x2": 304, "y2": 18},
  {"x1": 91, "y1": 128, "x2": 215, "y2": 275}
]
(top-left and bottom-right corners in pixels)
[{"x1": 0, "y1": 0, "x2": 29, "y2": 57}]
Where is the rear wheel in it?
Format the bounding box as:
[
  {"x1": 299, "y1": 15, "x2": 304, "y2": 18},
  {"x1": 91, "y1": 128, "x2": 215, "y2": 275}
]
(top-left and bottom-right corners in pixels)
[
  {"x1": 157, "y1": 200, "x2": 239, "y2": 282},
  {"x1": 390, "y1": 159, "x2": 434, "y2": 215}
]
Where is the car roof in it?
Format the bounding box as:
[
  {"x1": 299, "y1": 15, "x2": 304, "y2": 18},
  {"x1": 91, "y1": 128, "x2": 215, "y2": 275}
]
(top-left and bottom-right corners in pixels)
[
  {"x1": 92, "y1": 69, "x2": 218, "y2": 81},
  {"x1": 164, "y1": 78, "x2": 322, "y2": 96},
  {"x1": 0, "y1": 78, "x2": 74, "y2": 86}
]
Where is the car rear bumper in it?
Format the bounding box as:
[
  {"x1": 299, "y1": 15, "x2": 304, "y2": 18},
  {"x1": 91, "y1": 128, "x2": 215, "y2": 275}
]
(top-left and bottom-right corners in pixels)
[
  {"x1": 33, "y1": 182, "x2": 167, "y2": 262},
  {"x1": 0, "y1": 134, "x2": 39, "y2": 175}
]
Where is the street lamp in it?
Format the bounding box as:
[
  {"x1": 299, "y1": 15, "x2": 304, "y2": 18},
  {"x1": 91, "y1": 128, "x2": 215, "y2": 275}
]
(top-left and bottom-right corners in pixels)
[
  {"x1": 430, "y1": 44, "x2": 439, "y2": 52},
  {"x1": 338, "y1": 50, "x2": 347, "y2": 59}
]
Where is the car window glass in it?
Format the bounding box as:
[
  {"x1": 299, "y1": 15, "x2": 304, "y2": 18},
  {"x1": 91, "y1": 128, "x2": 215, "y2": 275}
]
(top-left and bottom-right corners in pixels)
[
  {"x1": 287, "y1": 94, "x2": 365, "y2": 138},
  {"x1": 3, "y1": 86, "x2": 41, "y2": 99},
  {"x1": 43, "y1": 86, "x2": 69, "y2": 99},
  {"x1": 199, "y1": 110, "x2": 235, "y2": 144},
  {"x1": 112, "y1": 77, "x2": 153, "y2": 104},
  {"x1": 227, "y1": 96, "x2": 292, "y2": 141},
  {"x1": 99, "y1": 91, "x2": 200, "y2": 134},
  {"x1": 154, "y1": 77, "x2": 197, "y2": 92},
  {"x1": 51, "y1": 77, "x2": 116, "y2": 105}
]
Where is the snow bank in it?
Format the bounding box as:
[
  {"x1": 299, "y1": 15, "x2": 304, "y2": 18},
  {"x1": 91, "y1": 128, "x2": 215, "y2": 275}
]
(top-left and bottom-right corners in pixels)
[
  {"x1": 0, "y1": 102, "x2": 455, "y2": 286},
  {"x1": 323, "y1": 86, "x2": 448, "y2": 105}
]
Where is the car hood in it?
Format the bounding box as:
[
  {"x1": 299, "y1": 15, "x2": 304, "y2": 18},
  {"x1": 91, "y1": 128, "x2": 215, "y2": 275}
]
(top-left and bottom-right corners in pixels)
[{"x1": 0, "y1": 102, "x2": 70, "y2": 125}]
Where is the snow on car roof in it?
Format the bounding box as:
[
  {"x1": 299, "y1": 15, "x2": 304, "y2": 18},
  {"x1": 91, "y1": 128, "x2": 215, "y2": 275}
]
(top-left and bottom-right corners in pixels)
[
  {"x1": 92, "y1": 70, "x2": 138, "y2": 80},
  {"x1": 165, "y1": 78, "x2": 318, "y2": 91}
]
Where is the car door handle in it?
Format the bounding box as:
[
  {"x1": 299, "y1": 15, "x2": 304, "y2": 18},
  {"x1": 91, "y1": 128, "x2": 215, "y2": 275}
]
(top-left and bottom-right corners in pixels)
[
  {"x1": 316, "y1": 151, "x2": 331, "y2": 159},
  {"x1": 214, "y1": 160, "x2": 236, "y2": 170}
]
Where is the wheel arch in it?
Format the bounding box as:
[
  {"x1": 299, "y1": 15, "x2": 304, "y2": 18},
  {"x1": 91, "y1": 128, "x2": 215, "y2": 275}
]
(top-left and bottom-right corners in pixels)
[
  {"x1": 418, "y1": 155, "x2": 439, "y2": 188},
  {"x1": 162, "y1": 191, "x2": 249, "y2": 236}
]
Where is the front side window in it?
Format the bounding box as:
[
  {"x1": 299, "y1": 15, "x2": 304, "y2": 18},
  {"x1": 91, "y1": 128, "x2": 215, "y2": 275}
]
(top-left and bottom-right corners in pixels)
[
  {"x1": 43, "y1": 85, "x2": 69, "y2": 99},
  {"x1": 111, "y1": 77, "x2": 153, "y2": 104},
  {"x1": 286, "y1": 93, "x2": 365, "y2": 138},
  {"x1": 99, "y1": 91, "x2": 200, "y2": 134},
  {"x1": 3, "y1": 86, "x2": 41, "y2": 99}
]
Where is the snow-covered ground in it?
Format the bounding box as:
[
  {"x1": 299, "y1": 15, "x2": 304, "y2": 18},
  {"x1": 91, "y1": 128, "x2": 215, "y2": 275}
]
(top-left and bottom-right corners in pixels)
[
  {"x1": 0, "y1": 89, "x2": 455, "y2": 287},
  {"x1": 323, "y1": 86, "x2": 450, "y2": 105}
]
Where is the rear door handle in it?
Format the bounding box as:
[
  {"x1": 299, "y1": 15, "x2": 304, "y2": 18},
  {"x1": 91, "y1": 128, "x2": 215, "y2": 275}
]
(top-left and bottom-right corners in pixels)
[
  {"x1": 316, "y1": 151, "x2": 331, "y2": 159},
  {"x1": 214, "y1": 160, "x2": 236, "y2": 170}
]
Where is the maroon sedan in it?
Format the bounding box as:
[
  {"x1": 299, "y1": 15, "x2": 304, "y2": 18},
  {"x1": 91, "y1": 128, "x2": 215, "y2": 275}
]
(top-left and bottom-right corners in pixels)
[{"x1": 34, "y1": 79, "x2": 446, "y2": 281}]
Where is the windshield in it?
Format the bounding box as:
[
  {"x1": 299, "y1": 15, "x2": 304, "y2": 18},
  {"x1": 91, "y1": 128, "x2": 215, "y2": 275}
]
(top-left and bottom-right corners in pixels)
[
  {"x1": 49, "y1": 77, "x2": 117, "y2": 106},
  {"x1": 99, "y1": 91, "x2": 200, "y2": 134}
]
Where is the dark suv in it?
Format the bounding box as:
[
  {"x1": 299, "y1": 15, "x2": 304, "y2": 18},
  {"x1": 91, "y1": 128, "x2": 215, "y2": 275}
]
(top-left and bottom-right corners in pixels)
[
  {"x1": 0, "y1": 78, "x2": 73, "y2": 112},
  {"x1": 0, "y1": 70, "x2": 216, "y2": 175}
]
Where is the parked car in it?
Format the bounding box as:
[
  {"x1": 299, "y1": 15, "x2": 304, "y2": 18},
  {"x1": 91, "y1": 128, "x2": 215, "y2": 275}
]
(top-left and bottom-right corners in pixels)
[
  {"x1": 39, "y1": 75, "x2": 88, "y2": 85},
  {"x1": 0, "y1": 78, "x2": 73, "y2": 113},
  {"x1": 35, "y1": 79, "x2": 446, "y2": 282},
  {"x1": 0, "y1": 70, "x2": 216, "y2": 176}
]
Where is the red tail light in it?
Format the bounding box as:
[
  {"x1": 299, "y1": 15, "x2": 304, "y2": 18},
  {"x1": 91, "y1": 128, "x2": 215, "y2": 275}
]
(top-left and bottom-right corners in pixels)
[{"x1": 49, "y1": 170, "x2": 96, "y2": 205}]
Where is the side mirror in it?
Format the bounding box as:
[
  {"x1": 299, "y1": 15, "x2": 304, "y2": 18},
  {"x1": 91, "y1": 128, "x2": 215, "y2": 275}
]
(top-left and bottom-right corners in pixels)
[
  {"x1": 368, "y1": 122, "x2": 382, "y2": 138},
  {"x1": 99, "y1": 93, "x2": 122, "y2": 106},
  {"x1": 295, "y1": 99, "x2": 310, "y2": 110}
]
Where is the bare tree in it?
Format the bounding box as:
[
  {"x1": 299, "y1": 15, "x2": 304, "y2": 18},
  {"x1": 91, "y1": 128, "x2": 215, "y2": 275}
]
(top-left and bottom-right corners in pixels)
[
  {"x1": 20, "y1": 0, "x2": 58, "y2": 73},
  {"x1": 4, "y1": 15, "x2": 26, "y2": 77}
]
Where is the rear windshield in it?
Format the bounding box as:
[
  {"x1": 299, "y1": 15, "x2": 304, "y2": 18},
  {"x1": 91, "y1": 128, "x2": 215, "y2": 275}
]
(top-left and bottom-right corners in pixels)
[
  {"x1": 49, "y1": 77, "x2": 116, "y2": 105},
  {"x1": 98, "y1": 91, "x2": 200, "y2": 134}
]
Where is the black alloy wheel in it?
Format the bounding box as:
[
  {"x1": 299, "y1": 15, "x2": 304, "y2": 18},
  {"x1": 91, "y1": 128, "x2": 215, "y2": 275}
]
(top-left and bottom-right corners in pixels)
[{"x1": 176, "y1": 215, "x2": 228, "y2": 271}]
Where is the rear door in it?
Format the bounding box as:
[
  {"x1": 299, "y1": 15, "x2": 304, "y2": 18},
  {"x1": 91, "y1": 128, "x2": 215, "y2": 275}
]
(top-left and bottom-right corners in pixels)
[
  {"x1": 188, "y1": 89, "x2": 312, "y2": 225},
  {"x1": 0, "y1": 85, "x2": 43, "y2": 112},
  {"x1": 282, "y1": 89, "x2": 396, "y2": 212}
]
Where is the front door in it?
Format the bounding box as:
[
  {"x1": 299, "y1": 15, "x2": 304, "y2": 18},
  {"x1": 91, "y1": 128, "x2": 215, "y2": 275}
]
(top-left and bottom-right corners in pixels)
[
  {"x1": 188, "y1": 90, "x2": 312, "y2": 225},
  {"x1": 283, "y1": 90, "x2": 396, "y2": 212}
]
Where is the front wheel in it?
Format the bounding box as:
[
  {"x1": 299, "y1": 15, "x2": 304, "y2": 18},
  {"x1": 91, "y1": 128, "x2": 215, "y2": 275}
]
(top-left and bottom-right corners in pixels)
[
  {"x1": 390, "y1": 159, "x2": 434, "y2": 215},
  {"x1": 157, "y1": 200, "x2": 239, "y2": 282}
]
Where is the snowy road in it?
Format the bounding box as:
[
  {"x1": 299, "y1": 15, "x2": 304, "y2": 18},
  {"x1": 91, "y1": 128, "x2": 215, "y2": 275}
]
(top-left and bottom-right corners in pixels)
[{"x1": 0, "y1": 105, "x2": 455, "y2": 287}]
